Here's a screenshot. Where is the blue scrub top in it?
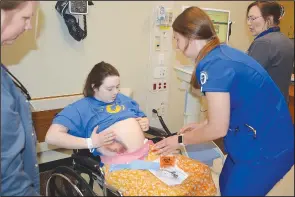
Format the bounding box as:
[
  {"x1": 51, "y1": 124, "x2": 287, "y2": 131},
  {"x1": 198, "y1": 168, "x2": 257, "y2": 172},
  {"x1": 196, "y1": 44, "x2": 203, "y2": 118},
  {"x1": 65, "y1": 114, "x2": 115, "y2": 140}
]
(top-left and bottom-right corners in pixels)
[
  {"x1": 1, "y1": 65, "x2": 40, "y2": 196},
  {"x1": 196, "y1": 45, "x2": 294, "y2": 162},
  {"x1": 53, "y1": 93, "x2": 146, "y2": 155}
]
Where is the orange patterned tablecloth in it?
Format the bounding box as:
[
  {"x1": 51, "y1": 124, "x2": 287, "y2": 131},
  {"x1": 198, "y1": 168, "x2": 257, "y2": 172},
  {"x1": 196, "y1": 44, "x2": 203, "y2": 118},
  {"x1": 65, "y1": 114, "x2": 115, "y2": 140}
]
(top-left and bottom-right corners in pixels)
[{"x1": 104, "y1": 147, "x2": 217, "y2": 196}]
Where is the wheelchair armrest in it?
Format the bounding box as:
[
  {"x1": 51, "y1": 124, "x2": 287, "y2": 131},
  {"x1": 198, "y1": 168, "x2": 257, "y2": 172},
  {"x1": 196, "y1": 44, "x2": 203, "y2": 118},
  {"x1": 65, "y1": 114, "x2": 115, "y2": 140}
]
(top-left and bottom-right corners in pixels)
[
  {"x1": 145, "y1": 126, "x2": 168, "y2": 137},
  {"x1": 72, "y1": 150, "x2": 102, "y2": 173}
]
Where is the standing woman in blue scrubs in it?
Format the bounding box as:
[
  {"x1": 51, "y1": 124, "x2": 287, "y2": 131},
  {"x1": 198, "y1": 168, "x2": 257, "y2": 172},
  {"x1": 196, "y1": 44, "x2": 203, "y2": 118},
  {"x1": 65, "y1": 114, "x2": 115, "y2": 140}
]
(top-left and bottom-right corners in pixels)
[
  {"x1": 246, "y1": 1, "x2": 294, "y2": 102},
  {"x1": 1, "y1": 1, "x2": 40, "y2": 196},
  {"x1": 153, "y1": 6, "x2": 294, "y2": 196}
]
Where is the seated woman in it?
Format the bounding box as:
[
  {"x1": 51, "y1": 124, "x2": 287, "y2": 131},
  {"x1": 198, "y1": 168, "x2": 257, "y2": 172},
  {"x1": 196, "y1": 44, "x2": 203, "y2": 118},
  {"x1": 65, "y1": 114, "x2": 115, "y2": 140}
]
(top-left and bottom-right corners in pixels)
[
  {"x1": 45, "y1": 61, "x2": 150, "y2": 164},
  {"x1": 45, "y1": 61, "x2": 217, "y2": 196}
]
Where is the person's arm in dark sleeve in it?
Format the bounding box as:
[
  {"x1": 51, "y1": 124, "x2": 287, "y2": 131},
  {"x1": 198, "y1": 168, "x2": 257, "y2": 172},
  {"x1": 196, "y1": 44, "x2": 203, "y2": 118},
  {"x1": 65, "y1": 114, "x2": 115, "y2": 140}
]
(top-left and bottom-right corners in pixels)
[
  {"x1": 247, "y1": 40, "x2": 271, "y2": 69},
  {"x1": 1, "y1": 86, "x2": 39, "y2": 196}
]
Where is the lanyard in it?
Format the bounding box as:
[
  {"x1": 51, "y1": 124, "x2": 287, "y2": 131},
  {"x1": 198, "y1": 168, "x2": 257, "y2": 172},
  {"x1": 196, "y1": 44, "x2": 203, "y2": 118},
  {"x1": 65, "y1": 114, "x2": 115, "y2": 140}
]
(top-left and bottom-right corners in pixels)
[
  {"x1": 1, "y1": 64, "x2": 31, "y2": 100},
  {"x1": 255, "y1": 26, "x2": 280, "y2": 40}
]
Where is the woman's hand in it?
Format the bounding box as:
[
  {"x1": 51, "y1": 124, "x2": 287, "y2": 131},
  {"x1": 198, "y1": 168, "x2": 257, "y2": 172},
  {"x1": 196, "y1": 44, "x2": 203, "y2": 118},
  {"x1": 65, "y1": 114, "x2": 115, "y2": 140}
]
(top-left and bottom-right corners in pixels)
[
  {"x1": 136, "y1": 117, "x2": 150, "y2": 131},
  {"x1": 152, "y1": 135, "x2": 181, "y2": 156},
  {"x1": 90, "y1": 126, "x2": 116, "y2": 148}
]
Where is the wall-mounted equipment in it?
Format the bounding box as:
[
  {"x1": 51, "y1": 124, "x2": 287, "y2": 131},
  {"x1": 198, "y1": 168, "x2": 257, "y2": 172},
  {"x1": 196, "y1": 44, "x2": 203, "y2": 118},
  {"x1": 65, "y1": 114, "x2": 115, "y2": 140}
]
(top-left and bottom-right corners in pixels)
[
  {"x1": 69, "y1": 1, "x2": 89, "y2": 15},
  {"x1": 156, "y1": 6, "x2": 174, "y2": 28},
  {"x1": 55, "y1": 1, "x2": 94, "y2": 42},
  {"x1": 182, "y1": 6, "x2": 231, "y2": 43}
]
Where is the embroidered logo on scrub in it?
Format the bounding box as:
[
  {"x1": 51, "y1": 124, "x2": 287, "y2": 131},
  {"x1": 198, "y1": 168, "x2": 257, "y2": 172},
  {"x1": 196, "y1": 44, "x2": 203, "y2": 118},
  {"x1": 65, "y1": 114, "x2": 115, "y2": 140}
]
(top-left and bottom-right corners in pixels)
[
  {"x1": 106, "y1": 104, "x2": 125, "y2": 114},
  {"x1": 200, "y1": 71, "x2": 208, "y2": 85}
]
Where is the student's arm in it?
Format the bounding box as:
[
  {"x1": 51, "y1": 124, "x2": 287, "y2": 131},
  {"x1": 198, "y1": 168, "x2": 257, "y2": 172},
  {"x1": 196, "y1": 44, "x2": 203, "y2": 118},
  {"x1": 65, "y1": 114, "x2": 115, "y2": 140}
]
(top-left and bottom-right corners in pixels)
[
  {"x1": 183, "y1": 92, "x2": 230, "y2": 145},
  {"x1": 178, "y1": 119, "x2": 208, "y2": 134},
  {"x1": 154, "y1": 60, "x2": 234, "y2": 155},
  {"x1": 183, "y1": 60, "x2": 234, "y2": 144},
  {"x1": 1, "y1": 86, "x2": 39, "y2": 196}
]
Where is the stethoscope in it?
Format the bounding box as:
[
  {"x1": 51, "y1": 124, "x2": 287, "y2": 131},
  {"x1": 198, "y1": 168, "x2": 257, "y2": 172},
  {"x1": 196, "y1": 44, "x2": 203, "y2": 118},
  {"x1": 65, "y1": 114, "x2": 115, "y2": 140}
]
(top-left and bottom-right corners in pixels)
[{"x1": 1, "y1": 65, "x2": 32, "y2": 101}]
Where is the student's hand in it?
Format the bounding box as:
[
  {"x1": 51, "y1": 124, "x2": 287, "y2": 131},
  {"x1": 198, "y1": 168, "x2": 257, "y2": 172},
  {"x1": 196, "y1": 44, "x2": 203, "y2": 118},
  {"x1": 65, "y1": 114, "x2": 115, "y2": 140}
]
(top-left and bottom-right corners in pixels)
[
  {"x1": 152, "y1": 135, "x2": 180, "y2": 156},
  {"x1": 90, "y1": 126, "x2": 116, "y2": 148},
  {"x1": 136, "y1": 117, "x2": 149, "y2": 131}
]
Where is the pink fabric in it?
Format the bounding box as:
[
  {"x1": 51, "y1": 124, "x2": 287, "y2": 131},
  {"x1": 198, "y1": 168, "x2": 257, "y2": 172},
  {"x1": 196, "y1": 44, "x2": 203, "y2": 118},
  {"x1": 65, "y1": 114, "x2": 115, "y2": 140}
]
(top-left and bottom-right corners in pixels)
[{"x1": 101, "y1": 140, "x2": 154, "y2": 164}]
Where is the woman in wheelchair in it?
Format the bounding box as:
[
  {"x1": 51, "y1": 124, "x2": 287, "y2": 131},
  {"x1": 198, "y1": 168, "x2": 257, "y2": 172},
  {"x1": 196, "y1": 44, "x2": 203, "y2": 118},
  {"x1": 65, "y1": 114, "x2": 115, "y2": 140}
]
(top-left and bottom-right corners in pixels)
[
  {"x1": 46, "y1": 61, "x2": 150, "y2": 164},
  {"x1": 45, "y1": 61, "x2": 217, "y2": 196}
]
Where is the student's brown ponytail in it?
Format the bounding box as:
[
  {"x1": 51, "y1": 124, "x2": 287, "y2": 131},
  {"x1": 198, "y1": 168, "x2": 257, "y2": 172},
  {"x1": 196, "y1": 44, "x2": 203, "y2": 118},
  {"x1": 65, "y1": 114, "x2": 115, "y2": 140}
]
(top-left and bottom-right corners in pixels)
[
  {"x1": 191, "y1": 37, "x2": 220, "y2": 89},
  {"x1": 172, "y1": 6, "x2": 221, "y2": 89}
]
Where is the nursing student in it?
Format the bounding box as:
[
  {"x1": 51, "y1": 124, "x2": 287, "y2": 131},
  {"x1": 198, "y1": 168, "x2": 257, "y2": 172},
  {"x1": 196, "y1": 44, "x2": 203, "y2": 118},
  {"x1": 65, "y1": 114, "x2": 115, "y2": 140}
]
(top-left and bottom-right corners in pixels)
[
  {"x1": 246, "y1": 1, "x2": 294, "y2": 102},
  {"x1": 153, "y1": 6, "x2": 294, "y2": 196}
]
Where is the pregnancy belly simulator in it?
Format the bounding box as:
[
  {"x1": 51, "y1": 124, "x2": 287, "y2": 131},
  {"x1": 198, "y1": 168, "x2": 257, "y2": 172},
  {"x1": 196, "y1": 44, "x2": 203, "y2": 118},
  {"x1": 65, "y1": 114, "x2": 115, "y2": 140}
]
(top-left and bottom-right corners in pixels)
[{"x1": 98, "y1": 118, "x2": 148, "y2": 164}]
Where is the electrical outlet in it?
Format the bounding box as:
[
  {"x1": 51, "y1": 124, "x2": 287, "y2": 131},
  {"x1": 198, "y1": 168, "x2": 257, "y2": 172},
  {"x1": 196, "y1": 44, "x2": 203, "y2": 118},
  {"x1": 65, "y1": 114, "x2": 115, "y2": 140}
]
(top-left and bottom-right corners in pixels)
[
  {"x1": 160, "y1": 67, "x2": 167, "y2": 78},
  {"x1": 163, "y1": 80, "x2": 167, "y2": 90},
  {"x1": 150, "y1": 80, "x2": 158, "y2": 92},
  {"x1": 158, "y1": 80, "x2": 166, "y2": 91},
  {"x1": 158, "y1": 81, "x2": 162, "y2": 91},
  {"x1": 151, "y1": 102, "x2": 166, "y2": 117},
  {"x1": 154, "y1": 67, "x2": 168, "y2": 79}
]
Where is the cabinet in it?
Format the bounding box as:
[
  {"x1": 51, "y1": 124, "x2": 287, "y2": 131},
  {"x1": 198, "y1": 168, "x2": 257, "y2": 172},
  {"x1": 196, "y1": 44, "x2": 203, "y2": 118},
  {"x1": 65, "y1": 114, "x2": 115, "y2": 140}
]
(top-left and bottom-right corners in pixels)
[
  {"x1": 279, "y1": 1, "x2": 294, "y2": 38},
  {"x1": 32, "y1": 109, "x2": 62, "y2": 142}
]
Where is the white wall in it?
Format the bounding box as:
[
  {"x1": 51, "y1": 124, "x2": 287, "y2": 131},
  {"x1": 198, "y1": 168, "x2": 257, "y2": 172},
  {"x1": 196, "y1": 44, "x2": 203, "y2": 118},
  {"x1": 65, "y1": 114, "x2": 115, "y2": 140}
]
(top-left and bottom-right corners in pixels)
[
  {"x1": 2, "y1": 1, "x2": 159, "y2": 109},
  {"x1": 1, "y1": 1, "x2": 253, "y2": 133}
]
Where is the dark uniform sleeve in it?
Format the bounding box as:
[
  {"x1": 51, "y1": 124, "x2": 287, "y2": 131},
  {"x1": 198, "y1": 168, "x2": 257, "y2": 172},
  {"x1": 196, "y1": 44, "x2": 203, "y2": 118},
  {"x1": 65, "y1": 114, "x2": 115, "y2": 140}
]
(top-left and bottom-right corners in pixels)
[
  {"x1": 1, "y1": 85, "x2": 39, "y2": 196},
  {"x1": 247, "y1": 40, "x2": 271, "y2": 69},
  {"x1": 199, "y1": 60, "x2": 236, "y2": 93}
]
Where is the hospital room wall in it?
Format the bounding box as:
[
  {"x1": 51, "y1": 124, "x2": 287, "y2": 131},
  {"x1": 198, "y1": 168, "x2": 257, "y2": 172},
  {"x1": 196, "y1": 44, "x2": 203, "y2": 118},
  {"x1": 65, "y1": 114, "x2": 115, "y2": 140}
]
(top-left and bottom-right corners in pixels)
[
  {"x1": 1, "y1": 1, "x2": 253, "y2": 133},
  {"x1": 167, "y1": 1, "x2": 253, "y2": 132},
  {"x1": 1, "y1": 1, "x2": 160, "y2": 112}
]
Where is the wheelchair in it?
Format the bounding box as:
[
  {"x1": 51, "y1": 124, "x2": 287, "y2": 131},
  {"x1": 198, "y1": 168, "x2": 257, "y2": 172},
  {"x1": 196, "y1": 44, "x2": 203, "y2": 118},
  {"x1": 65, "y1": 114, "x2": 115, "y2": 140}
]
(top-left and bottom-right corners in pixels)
[
  {"x1": 45, "y1": 111, "x2": 225, "y2": 196},
  {"x1": 46, "y1": 112, "x2": 178, "y2": 196}
]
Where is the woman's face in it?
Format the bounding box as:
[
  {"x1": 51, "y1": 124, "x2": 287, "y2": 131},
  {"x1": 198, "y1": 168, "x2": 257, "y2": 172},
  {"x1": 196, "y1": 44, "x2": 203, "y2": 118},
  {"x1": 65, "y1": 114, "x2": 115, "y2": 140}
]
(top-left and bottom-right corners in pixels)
[
  {"x1": 173, "y1": 31, "x2": 205, "y2": 59},
  {"x1": 247, "y1": 5, "x2": 269, "y2": 36},
  {"x1": 93, "y1": 75, "x2": 120, "y2": 103},
  {"x1": 1, "y1": 1, "x2": 38, "y2": 45}
]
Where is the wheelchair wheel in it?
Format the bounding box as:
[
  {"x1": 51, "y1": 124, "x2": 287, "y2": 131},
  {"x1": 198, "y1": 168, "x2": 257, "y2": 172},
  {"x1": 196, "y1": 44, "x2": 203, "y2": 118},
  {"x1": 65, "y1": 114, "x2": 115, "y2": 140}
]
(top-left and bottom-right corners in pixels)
[{"x1": 46, "y1": 166, "x2": 97, "y2": 196}]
